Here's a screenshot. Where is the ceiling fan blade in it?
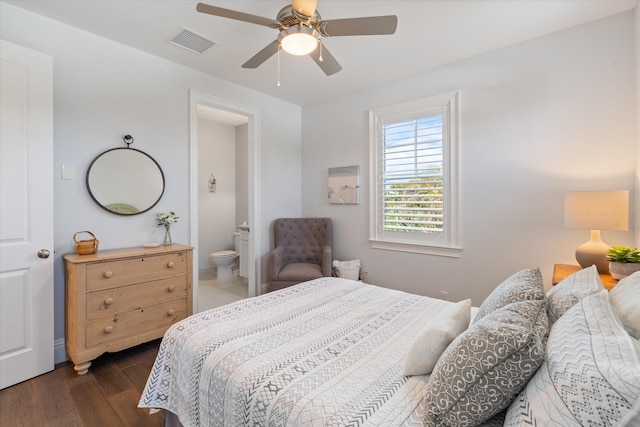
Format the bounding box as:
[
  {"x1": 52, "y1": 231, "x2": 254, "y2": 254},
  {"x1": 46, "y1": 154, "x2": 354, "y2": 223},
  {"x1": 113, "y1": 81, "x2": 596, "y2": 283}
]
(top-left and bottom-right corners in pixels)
[
  {"x1": 321, "y1": 15, "x2": 398, "y2": 37},
  {"x1": 292, "y1": 0, "x2": 317, "y2": 17},
  {"x1": 242, "y1": 40, "x2": 280, "y2": 69},
  {"x1": 309, "y1": 44, "x2": 342, "y2": 76},
  {"x1": 196, "y1": 3, "x2": 276, "y2": 28}
]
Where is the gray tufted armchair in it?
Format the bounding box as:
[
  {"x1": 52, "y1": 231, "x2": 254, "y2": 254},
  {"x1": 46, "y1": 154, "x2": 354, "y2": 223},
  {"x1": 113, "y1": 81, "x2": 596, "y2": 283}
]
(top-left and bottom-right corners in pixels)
[{"x1": 268, "y1": 218, "x2": 333, "y2": 292}]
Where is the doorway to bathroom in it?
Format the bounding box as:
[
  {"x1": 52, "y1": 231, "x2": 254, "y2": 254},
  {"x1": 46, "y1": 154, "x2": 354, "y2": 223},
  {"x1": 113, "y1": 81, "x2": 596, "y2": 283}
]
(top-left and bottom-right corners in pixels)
[
  {"x1": 189, "y1": 90, "x2": 262, "y2": 312},
  {"x1": 197, "y1": 110, "x2": 247, "y2": 311}
]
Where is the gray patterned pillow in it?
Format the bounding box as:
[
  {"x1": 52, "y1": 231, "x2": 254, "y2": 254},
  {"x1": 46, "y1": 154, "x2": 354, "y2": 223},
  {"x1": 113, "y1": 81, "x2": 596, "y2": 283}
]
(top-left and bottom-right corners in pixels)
[
  {"x1": 477, "y1": 410, "x2": 506, "y2": 426},
  {"x1": 504, "y1": 290, "x2": 640, "y2": 426},
  {"x1": 545, "y1": 264, "x2": 603, "y2": 324},
  {"x1": 474, "y1": 268, "x2": 544, "y2": 323},
  {"x1": 424, "y1": 299, "x2": 549, "y2": 426}
]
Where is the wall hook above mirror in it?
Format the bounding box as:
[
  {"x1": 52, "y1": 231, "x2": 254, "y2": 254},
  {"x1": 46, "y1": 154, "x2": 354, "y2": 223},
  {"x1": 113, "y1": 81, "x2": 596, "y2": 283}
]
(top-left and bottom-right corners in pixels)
[{"x1": 123, "y1": 134, "x2": 134, "y2": 148}]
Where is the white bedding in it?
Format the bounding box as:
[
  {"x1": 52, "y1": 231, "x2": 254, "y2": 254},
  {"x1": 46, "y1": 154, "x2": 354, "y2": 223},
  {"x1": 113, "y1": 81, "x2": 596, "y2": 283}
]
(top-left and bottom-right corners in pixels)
[{"x1": 138, "y1": 277, "x2": 457, "y2": 426}]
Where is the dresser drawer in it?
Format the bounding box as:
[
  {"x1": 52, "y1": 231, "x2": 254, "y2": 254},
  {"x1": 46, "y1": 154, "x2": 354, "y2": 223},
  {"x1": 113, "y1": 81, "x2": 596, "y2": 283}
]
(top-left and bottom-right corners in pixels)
[
  {"x1": 85, "y1": 299, "x2": 187, "y2": 348},
  {"x1": 86, "y1": 276, "x2": 187, "y2": 321},
  {"x1": 86, "y1": 252, "x2": 187, "y2": 291}
]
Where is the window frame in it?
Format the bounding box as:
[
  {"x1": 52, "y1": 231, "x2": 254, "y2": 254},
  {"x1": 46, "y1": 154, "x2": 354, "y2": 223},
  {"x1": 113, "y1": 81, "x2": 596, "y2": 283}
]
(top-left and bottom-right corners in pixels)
[{"x1": 368, "y1": 91, "x2": 461, "y2": 257}]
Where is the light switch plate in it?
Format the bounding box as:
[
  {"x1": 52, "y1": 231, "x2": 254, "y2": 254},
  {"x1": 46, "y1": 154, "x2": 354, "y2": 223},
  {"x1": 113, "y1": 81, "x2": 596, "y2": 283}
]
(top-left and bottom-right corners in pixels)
[{"x1": 61, "y1": 164, "x2": 76, "y2": 180}]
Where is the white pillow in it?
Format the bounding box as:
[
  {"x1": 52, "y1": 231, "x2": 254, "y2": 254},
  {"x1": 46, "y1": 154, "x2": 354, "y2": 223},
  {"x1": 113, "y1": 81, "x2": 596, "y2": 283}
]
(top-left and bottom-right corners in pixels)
[
  {"x1": 609, "y1": 271, "x2": 640, "y2": 339},
  {"x1": 504, "y1": 290, "x2": 640, "y2": 426},
  {"x1": 545, "y1": 264, "x2": 603, "y2": 324},
  {"x1": 403, "y1": 299, "x2": 471, "y2": 376}
]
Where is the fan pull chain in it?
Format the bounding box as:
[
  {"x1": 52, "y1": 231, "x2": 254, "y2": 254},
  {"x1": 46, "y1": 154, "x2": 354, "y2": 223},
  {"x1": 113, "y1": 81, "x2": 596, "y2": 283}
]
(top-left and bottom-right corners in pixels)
[
  {"x1": 277, "y1": 44, "x2": 281, "y2": 87},
  {"x1": 319, "y1": 39, "x2": 323, "y2": 62}
]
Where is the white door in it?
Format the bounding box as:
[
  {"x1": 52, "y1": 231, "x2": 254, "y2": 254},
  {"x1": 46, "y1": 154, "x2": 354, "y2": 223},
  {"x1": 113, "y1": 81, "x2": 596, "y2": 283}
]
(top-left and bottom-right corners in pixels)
[{"x1": 0, "y1": 39, "x2": 54, "y2": 389}]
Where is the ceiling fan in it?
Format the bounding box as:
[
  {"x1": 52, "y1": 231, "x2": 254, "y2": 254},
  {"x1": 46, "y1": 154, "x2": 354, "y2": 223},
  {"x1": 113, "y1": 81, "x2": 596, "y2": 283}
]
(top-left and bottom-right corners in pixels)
[{"x1": 196, "y1": 0, "x2": 398, "y2": 76}]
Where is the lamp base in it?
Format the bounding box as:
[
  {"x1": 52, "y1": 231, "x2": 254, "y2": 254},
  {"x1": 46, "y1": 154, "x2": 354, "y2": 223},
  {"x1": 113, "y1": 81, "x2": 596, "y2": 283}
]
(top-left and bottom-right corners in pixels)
[{"x1": 575, "y1": 230, "x2": 610, "y2": 273}]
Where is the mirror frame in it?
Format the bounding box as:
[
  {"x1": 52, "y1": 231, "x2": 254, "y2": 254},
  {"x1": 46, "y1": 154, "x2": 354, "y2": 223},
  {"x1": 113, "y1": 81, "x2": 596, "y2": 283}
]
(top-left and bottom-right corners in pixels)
[{"x1": 86, "y1": 147, "x2": 165, "y2": 216}]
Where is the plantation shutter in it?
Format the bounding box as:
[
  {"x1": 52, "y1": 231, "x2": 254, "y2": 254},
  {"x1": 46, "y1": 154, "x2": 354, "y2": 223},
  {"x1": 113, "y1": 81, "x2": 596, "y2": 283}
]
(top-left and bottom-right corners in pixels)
[{"x1": 382, "y1": 114, "x2": 444, "y2": 234}]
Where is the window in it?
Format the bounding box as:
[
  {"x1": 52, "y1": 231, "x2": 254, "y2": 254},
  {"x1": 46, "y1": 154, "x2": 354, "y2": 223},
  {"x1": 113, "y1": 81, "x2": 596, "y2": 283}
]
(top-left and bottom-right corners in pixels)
[{"x1": 369, "y1": 91, "x2": 460, "y2": 256}]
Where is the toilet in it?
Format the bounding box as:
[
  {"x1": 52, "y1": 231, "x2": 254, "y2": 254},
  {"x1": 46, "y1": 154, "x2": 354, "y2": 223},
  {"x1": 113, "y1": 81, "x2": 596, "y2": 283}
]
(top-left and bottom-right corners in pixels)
[{"x1": 209, "y1": 232, "x2": 240, "y2": 279}]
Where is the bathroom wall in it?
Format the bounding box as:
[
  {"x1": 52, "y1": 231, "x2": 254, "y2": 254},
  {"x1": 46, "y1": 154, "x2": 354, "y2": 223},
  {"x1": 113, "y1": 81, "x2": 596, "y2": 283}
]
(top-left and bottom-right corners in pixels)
[{"x1": 198, "y1": 119, "x2": 237, "y2": 270}]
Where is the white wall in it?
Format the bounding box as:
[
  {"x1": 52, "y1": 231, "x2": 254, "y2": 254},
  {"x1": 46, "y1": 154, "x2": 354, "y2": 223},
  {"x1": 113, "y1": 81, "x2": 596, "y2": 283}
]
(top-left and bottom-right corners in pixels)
[
  {"x1": 301, "y1": 11, "x2": 637, "y2": 305},
  {"x1": 236, "y1": 124, "x2": 250, "y2": 228},
  {"x1": 636, "y1": 4, "x2": 640, "y2": 247},
  {"x1": 2, "y1": 1, "x2": 635, "y2": 363},
  {"x1": 0, "y1": 2, "x2": 302, "y2": 362},
  {"x1": 198, "y1": 119, "x2": 237, "y2": 269}
]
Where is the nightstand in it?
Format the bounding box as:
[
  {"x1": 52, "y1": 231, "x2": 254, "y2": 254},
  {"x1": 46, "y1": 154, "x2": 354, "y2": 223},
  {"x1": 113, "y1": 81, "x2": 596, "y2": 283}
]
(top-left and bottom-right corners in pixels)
[{"x1": 552, "y1": 264, "x2": 618, "y2": 291}]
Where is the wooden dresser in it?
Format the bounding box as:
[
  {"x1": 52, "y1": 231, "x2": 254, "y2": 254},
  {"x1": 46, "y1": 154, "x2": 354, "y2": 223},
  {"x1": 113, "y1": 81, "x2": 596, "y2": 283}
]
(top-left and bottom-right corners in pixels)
[{"x1": 63, "y1": 244, "x2": 193, "y2": 375}]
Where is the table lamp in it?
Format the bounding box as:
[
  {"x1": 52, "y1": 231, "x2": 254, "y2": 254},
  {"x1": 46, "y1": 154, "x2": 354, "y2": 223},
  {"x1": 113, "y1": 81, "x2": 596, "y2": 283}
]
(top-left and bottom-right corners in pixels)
[{"x1": 564, "y1": 190, "x2": 629, "y2": 273}]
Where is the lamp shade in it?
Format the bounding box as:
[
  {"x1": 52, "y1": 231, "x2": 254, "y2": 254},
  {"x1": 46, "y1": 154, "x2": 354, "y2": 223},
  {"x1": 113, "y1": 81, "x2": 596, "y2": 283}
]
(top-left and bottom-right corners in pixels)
[
  {"x1": 564, "y1": 190, "x2": 629, "y2": 231},
  {"x1": 564, "y1": 190, "x2": 629, "y2": 273}
]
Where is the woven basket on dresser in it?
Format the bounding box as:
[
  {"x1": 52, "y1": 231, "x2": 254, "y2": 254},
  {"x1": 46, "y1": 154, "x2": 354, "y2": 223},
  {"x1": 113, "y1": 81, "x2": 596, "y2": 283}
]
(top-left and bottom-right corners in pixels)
[{"x1": 74, "y1": 231, "x2": 99, "y2": 255}]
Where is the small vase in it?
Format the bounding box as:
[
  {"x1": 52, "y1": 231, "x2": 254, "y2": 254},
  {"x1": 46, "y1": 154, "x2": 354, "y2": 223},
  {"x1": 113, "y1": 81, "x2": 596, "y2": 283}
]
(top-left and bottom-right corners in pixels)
[{"x1": 163, "y1": 227, "x2": 172, "y2": 246}]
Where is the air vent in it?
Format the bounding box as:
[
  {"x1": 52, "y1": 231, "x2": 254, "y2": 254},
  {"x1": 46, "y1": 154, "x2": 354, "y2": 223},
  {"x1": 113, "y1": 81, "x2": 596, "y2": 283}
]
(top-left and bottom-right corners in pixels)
[{"x1": 170, "y1": 27, "x2": 216, "y2": 54}]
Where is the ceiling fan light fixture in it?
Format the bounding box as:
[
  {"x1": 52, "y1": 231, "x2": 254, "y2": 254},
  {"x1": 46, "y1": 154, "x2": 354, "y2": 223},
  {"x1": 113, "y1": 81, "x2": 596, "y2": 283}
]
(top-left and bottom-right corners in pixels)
[
  {"x1": 279, "y1": 25, "x2": 318, "y2": 56},
  {"x1": 197, "y1": 1, "x2": 397, "y2": 75}
]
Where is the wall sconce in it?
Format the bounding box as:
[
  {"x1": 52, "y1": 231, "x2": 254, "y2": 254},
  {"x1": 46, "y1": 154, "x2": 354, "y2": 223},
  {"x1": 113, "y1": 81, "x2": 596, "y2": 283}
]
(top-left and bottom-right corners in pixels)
[
  {"x1": 564, "y1": 190, "x2": 629, "y2": 273},
  {"x1": 208, "y1": 174, "x2": 216, "y2": 193}
]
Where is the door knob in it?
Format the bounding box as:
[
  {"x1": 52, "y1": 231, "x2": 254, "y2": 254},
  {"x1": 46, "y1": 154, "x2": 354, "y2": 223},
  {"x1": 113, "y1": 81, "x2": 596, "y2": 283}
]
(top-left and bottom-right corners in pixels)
[{"x1": 37, "y1": 249, "x2": 50, "y2": 259}]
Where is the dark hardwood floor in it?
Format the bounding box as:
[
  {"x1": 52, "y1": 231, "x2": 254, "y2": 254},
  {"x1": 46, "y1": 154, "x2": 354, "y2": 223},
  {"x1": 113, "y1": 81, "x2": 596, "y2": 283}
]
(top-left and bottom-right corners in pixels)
[{"x1": 0, "y1": 340, "x2": 163, "y2": 427}]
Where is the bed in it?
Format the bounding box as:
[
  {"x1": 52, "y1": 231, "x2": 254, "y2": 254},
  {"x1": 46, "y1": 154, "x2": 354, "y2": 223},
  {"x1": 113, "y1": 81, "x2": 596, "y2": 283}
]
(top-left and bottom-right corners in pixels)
[{"x1": 139, "y1": 269, "x2": 640, "y2": 427}]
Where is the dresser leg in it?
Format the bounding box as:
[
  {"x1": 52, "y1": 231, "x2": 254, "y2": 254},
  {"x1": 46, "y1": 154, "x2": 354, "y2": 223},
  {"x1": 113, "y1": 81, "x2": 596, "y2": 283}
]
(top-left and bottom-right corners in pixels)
[{"x1": 74, "y1": 362, "x2": 91, "y2": 375}]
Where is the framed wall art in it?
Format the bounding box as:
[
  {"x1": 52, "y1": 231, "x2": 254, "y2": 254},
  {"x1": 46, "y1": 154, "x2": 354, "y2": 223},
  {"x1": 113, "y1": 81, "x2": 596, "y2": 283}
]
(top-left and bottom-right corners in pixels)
[{"x1": 328, "y1": 165, "x2": 360, "y2": 205}]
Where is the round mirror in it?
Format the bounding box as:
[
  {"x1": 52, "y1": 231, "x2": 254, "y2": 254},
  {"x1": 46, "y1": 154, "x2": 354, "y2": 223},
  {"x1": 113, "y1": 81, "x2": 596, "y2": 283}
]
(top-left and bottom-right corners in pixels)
[{"x1": 86, "y1": 148, "x2": 165, "y2": 215}]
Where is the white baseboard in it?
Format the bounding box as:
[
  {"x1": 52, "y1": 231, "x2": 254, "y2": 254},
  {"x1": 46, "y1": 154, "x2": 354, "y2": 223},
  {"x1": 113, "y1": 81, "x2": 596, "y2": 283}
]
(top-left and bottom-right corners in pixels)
[{"x1": 54, "y1": 338, "x2": 68, "y2": 365}]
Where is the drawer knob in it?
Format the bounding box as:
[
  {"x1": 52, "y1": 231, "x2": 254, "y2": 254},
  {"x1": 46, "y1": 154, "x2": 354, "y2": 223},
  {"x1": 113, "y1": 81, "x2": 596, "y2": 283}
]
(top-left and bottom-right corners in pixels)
[
  {"x1": 167, "y1": 261, "x2": 175, "y2": 269},
  {"x1": 168, "y1": 285, "x2": 175, "y2": 292},
  {"x1": 103, "y1": 271, "x2": 113, "y2": 278},
  {"x1": 104, "y1": 297, "x2": 114, "y2": 306},
  {"x1": 104, "y1": 326, "x2": 113, "y2": 334},
  {"x1": 167, "y1": 309, "x2": 176, "y2": 316}
]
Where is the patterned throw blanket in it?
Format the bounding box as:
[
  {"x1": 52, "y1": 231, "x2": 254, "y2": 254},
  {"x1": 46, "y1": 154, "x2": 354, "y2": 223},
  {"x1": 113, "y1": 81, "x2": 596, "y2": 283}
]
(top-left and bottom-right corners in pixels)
[{"x1": 139, "y1": 277, "x2": 454, "y2": 426}]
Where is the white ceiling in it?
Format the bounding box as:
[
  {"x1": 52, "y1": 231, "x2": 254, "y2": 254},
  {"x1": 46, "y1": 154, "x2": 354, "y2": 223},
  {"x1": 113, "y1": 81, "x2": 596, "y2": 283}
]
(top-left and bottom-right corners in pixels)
[{"x1": 5, "y1": 0, "x2": 637, "y2": 106}]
